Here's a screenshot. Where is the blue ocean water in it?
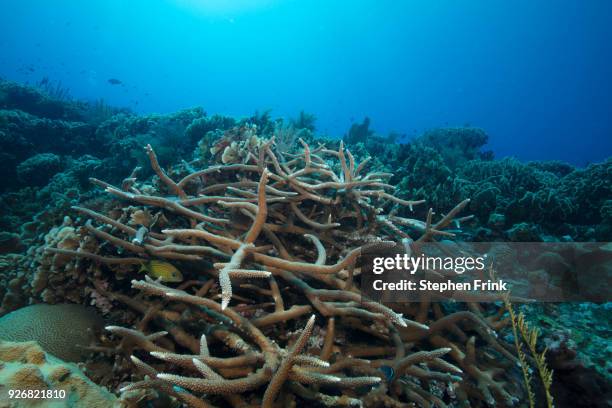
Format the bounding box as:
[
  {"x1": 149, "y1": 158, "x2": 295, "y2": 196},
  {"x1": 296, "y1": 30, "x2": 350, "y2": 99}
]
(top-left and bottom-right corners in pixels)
[{"x1": 1, "y1": 0, "x2": 611, "y2": 165}]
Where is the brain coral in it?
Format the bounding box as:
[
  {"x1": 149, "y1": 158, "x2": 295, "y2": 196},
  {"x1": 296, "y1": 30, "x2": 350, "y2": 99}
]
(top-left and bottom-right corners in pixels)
[
  {"x1": 0, "y1": 340, "x2": 117, "y2": 407},
  {"x1": 0, "y1": 304, "x2": 104, "y2": 362}
]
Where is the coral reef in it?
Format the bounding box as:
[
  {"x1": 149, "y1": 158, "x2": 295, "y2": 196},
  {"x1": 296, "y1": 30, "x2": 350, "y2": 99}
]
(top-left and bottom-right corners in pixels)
[
  {"x1": 0, "y1": 79, "x2": 609, "y2": 407},
  {"x1": 40, "y1": 133, "x2": 525, "y2": 407},
  {"x1": 0, "y1": 232, "x2": 23, "y2": 254},
  {"x1": 414, "y1": 127, "x2": 492, "y2": 169},
  {"x1": 16, "y1": 153, "x2": 64, "y2": 186},
  {"x1": 344, "y1": 117, "x2": 375, "y2": 145},
  {"x1": 342, "y1": 124, "x2": 611, "y2": 242},
  {"x1": 0, "y1": 304, "x2": 105, "y2": 362},
  {"x1": 0, "y1": 340, "x2": 117, "y2": 407}
]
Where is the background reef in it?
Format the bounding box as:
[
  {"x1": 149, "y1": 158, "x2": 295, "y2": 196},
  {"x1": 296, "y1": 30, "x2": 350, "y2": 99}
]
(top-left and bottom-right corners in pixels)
[{"x1": 0, "y1": 78, "x2": 610, "y2": 407}]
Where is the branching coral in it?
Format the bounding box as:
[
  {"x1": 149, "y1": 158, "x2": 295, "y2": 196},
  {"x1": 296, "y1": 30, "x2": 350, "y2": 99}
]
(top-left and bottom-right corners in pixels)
[{"x1": 44, "y1": 130, "x2": 524, "y2": 407}]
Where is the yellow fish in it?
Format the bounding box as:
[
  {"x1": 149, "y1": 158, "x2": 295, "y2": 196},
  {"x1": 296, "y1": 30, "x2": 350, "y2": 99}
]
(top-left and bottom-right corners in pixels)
[{"x1": 139, "y1": 260, "x2": 183, "y2": 283}]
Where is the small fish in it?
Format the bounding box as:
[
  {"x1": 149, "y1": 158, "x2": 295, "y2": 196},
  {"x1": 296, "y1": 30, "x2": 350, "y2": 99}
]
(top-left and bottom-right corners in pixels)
[
  {"x1": 379, "y1": 365, "x2": 395, "y2": 381},
  {"x1": 140, "y1": 260, "x2": 183, "y2": 283},
  {"x1": 107, "y1": 78, "x2": 122, "y2": 85}
]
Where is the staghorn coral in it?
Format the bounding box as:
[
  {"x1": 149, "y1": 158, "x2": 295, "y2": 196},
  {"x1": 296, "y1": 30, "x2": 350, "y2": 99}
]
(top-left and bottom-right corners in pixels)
[
  {"x1": 209, "y1": 123, "x2": 266, "y2": 164},
  {"x1": 42, "y1": 132, "x2": 526, "y2": 407}
]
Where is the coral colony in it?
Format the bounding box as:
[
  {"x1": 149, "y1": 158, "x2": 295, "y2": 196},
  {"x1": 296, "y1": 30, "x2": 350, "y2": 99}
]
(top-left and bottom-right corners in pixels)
[
  {"x1": 0, "y1": 79, "x2": 610, "y2": 407},
  {"x1": 41, "y1": 134, "x2": 523, "y2": 407}
]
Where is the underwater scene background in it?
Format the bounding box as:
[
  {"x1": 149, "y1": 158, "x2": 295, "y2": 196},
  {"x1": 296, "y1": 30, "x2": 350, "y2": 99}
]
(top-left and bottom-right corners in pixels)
[{"x1": 0, "y1": 1, "x2": 610, "y2": 407}]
